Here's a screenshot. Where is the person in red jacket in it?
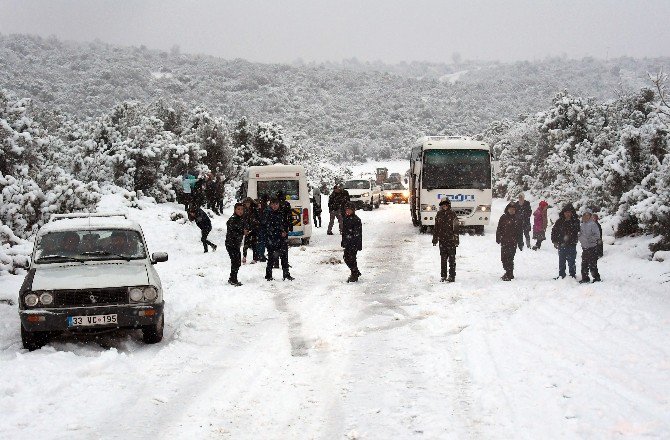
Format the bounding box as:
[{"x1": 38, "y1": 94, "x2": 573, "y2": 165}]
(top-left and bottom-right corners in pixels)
[{"x1": 496, "y1": 202, "x2": 524, "y2": 281}]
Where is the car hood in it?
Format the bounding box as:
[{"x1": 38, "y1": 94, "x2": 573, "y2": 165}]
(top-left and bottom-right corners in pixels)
[
  {"x1": 31, "y1": 261, "x2": 150, "y2": 291},
  {"x1": 347, "y1": 189, "x2": 371, "y2": 195}
]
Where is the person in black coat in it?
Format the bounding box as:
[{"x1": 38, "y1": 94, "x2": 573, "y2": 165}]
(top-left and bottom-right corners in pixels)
[
  {"x1": 188, "y1": 206, "x2": 217, "y2": 253},
  {"x1": 515, "y1": 193, "x2": 532, "y2": 248},
  {"x1": 341, "y1": 202, "x2": 362, "y2": 282},
  {"x1": 262, "y1": 198, "x2": 294, "y2": 281},
  {"x1": 225, "y1": 203, "x2": 248, "y2": 286},
  {"x1": 551, "y1": 203, "x2": 581, "y2": 279},
  {"x1": 327, "y1": 185, "x2": 350, "y2": 235},
  {"x1": 432, "y1": 199, "x2": 460, "y2": 282},
  {"x1": 496, "y1": 202, "x2": 524, "y2": 281}
]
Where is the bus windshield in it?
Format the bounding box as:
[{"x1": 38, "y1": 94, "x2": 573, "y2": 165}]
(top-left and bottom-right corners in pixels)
[
  {"x1": 423, "y1": 149, "x2": 491, "y2": 190},
  {"x1": 257, "y1": 180, "x2": 300, "y2": 200}
]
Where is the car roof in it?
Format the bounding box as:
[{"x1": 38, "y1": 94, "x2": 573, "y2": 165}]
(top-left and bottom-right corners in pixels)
[{"x1": 38, "y1": 216, "x2": 142, "y2": 236}]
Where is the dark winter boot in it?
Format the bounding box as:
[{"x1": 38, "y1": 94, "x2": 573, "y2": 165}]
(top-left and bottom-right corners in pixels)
[
  {"x1": 579, "y1": 276, "x2": 590, "y2": 284},
  {"x1": 447, "y1": 276, "x2": 455, "y2": 283},
  {"x1": 440, "y1": 277, "x2": 447, "y2": 283},
  {"x1": 283, "y1": 273, "x2": 294, "y2": 281},
  {"x1": 592, "y1": 277, "x2": 602, "y2": 283},
  {"x1": 228, "y1": 279, "x2": 243, "y2": 287},
  {"x1": 501, "y1": 272, "x2": 512, "y2": 281},
  {"x1": 347, "y1": 272, "x2": 359, "y2": 283},
  {"x1": 212, "y1": 244, "x2": 217, "y2": 252}
]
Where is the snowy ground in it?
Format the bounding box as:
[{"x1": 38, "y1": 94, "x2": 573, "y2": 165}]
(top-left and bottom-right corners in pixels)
[{"x1": 1, "y1": 197, "x2": 669, "y2": 439}]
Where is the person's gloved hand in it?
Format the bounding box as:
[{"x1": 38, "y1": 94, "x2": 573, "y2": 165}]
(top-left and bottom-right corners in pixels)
[
  {"x1": 433, "y1": 241, "x2": 437, "y2": 246},
  {"x1": 518, "y1": 243, "x2": 523, "y2": 251}
]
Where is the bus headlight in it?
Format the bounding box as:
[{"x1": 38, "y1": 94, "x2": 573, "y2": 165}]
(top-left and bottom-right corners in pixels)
[
  {"x1": 421, "y1": 204, "x2": 436, "y2": 211},
  {"x1": 477, "y1": 205, "x2": 491, "y2": 212}
]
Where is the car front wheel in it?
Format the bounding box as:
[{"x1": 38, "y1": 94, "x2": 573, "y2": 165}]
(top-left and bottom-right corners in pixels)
[{"x1": 142, "y1": 314, "x2": 164, "y2": 344}]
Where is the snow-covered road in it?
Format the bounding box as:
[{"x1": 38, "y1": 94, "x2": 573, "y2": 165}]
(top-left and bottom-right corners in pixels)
[{"x1": 1, "y1": 199, "x2": 669, "y2": 439}]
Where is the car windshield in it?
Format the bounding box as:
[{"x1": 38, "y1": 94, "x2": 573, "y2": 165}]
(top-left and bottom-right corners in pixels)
[
  {"x1": 35, "y1": 229, "x2": 147, "y2": 262},
  {"x1": 423, "y1": 149, "x2": 491, "y2": 190},
  {"x1": 344, "y1": 180, "x2": 371, "y2": 190},
  {"x1": 387, "y1": 183, "x2": 405, "y2": 190},
  {"x1": 257, "y1": 180, "x2": 300, "y2": 200}
]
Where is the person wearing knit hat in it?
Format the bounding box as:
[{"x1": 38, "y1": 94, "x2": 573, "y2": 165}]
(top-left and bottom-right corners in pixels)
[{"x1": 532, "y1": 200, "x2": 549, "y2": 250}]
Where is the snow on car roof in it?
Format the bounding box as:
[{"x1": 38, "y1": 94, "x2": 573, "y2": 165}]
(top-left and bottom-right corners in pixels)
[{"x1": 38, "y1": 215, "x2": 142, "y2": 236}]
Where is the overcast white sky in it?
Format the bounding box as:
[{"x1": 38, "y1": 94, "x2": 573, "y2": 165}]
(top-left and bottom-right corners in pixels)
[{"x1": 1, "y1": 0, "x2": 668, "y2": 64}]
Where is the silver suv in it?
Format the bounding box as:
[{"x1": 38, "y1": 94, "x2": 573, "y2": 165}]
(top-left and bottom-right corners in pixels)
[{"x1": 18, "y1": 213, "x2": 168, "y2": 350}]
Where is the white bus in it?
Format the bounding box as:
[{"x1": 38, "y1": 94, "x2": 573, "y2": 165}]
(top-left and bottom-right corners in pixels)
[
  {"x1": 409, "y1": 136, "x2": 493, "y2": 235},
  {"x1": 242, "y1": 165, "x2": 312, "y2": 245}
]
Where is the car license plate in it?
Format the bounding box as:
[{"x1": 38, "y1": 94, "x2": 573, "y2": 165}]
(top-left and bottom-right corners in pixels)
[{"x1": 68, "y1": 314, "x2": 118, "y2": 327}]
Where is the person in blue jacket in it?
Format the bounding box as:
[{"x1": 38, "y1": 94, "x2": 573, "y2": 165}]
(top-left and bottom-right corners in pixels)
[{"x1": 262, "y1": 198, "x2": 294, "y2": 281}]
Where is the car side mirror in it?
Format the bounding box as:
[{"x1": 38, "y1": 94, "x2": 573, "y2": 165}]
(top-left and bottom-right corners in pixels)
[{"x1": 151, "y1": 252, "x2": 168, "y2": 264}]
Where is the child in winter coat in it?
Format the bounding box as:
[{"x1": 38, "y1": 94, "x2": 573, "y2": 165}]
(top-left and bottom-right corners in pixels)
[
  {"x1": 578, "y1": 209, "x2": 602, "y2": 283},
  {"x1": 225, "y1": 203, "x2": 248, "y2": 286},
  {"x1": 188, "y1": 207, "x2": 217, "y2": 253},
  {"x1": 532, "y1": 201, "x2": 549, "y2": 250},
  {"x1": 432, "y1": 198, "x2": 460, "y2": 282},
  {"x1": 551, "y1": 203, "x2": 580, "y2": 279},
  {"x1": 341, "y1": 202, "x2": 363, "y2": 282},
  {"x1": 496, "y1": 203, "x2": 524, "y2": 281}
]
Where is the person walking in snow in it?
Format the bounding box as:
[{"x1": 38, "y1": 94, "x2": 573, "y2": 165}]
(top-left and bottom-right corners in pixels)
[
  {"x1": 532, "y1": 200, "x2": 549, "y2": 250},
  {"x1": 188, "y1": 206, "x2": 217, "y2": 253},
  {"x1": 214, "y1": 174, "x2": 226, "y2": 215},
  {"x1": 205, "y1": 173, "x2": 220, "y2": 215},
  {"x1": 592, "y1": 213, "x2": 604, "y2": 258},
  {"x1": 515, "y1": 193, "x2": 532, "y2": 248},
  {"x1": 496, "y1": 202, "x2": 524, "y2": 281},
  {"x1": 263, "y1": 197, "x2": 294, "y2": 281},
  {"x1": 341, "y1": 202, "x2": 363, "y2": 282},
  {"x1": 578, "y1": 209, "x2": 602, "y2": 283},
  {"x1": 432, "y1": 199, "x2": 460, "y2": 282},
  {"x1": 311, "y1": 186, "x2": 323, "y2": 228},
  {"x1": 241, "y1": 197, "x2": 260, "y2": 264},
  {"x1": 225, "y1": 203, "x2": 248, "y2": 286},
  {"x1": 327, "y1": 184, "x2": 350, "y2": 235},
  {"x1": 180, "y1": 172, "x2": 195, "y2": 210},
  {"x1": 551, "y1": 203, "x2": 580, "y2": 279}
]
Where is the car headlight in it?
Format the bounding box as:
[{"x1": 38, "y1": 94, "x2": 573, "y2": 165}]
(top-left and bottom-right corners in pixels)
[
  {"x1": 477, "y1": 205, "x2": 491, "y2": 212},
  {"x1": 362, "y1": 192, "x2": 370, "y2": 197},
  {"x1": 24, "y1": 294, "x2": 39, "y2": 307},
  {"x1": 129, "y1": 287, "x2": 144, "y2": 302},
  {"x1": 144, "y1": 286, "x2": 158, "y2": 301},
  {"x1": 39, "y1": 293, "x2": 54, "y2": 306}
]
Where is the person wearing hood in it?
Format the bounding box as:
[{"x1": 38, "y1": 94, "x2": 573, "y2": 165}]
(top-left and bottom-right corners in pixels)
[
  {"x1": 311, "y1": 186, "x2": 323, "y2": 228},
  {"x1": 341, "y1": 202, "x2": 363, "y2": 282},
  {"x1": 551, "y1": 203, "x2": 581, "y2": 279},
  {"x1": 532, "y1": 200, "x2": 549, "y2": 250},
  {"x1": 496, "y1": 202, "x2": 524, "y2": 281},
  {"x1": 432, "y1": 198, "x2": 460, "y2": 282},
  {"x1": 579, "y1": 209, "x2": 602, "y2": 283}
]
